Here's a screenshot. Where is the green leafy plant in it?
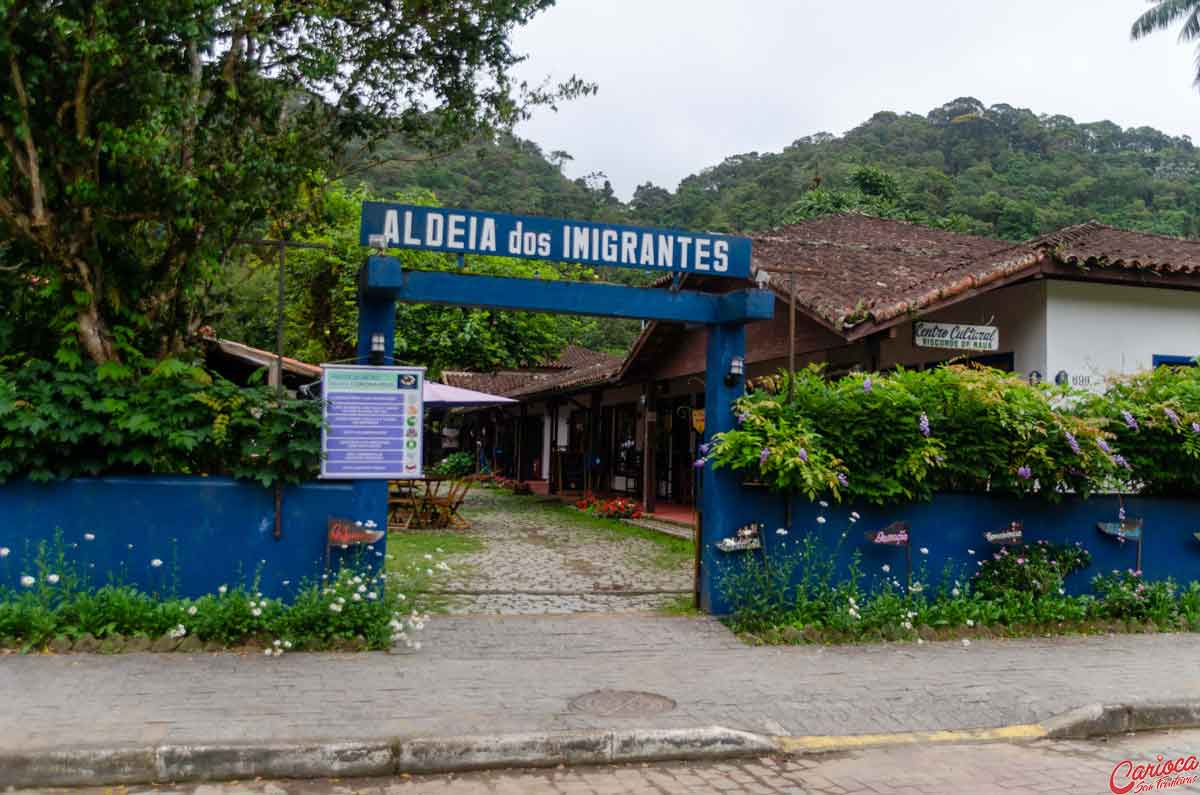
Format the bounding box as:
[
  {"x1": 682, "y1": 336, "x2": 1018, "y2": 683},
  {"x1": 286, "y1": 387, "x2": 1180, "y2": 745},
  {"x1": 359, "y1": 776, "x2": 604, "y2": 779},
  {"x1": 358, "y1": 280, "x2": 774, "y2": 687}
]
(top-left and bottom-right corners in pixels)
[
  {"x1": 972, "y1": 541, "x2": 1091, "y2": 599},
  {"x1": 0, "y1": 359, "x2": 322, "y2": 487},
  {"x1": 428, "y1": 452, "x2": 475, "y2": 479}
]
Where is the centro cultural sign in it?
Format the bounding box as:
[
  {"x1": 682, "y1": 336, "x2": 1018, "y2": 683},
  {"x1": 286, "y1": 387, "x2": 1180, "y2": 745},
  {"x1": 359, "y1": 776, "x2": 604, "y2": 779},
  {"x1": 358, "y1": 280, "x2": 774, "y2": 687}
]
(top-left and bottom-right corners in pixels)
[
  {"x1": 913, "y1": 321, "x2": 999, "y2": 352},
  {"x1": 360, "y1": 201, "x2": 752, "y2": 279}
]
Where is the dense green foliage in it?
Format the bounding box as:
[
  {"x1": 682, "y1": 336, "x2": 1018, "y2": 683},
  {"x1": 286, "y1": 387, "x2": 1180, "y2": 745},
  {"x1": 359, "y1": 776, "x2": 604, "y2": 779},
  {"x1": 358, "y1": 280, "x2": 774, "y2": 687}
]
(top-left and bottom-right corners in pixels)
[
  {"x1": 428, "y1": 452, "x2": 475, "y2": 479},
  {"x1": 0, "y1": 0, "x2": 587, "y2": 365},
  {"x1": 0, "y1": 539, "x2": 431, "y2": 652},
  {"x1": 0, "y1": 360, "x2": 321, "y2": 487},
  {"x1": 706, "y1": 365, "x2": 1128, "y2": 505},
  {"x1": 359, "y1": 97, "x2": 1200, "y2": 245},
  {"x1": 1080, "y1": 364, "x2": 1200, "y2": 496},
  {"x1": 719, "y1": 526, "x2": 1200, "y2": 643}
]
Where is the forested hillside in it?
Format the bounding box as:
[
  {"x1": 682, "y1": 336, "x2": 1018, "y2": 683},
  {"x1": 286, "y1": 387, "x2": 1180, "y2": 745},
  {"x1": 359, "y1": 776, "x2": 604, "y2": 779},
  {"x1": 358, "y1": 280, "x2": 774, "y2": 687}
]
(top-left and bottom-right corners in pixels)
[{"x1": 362, "y1": 97, "x2": 1200, "y2": 243}]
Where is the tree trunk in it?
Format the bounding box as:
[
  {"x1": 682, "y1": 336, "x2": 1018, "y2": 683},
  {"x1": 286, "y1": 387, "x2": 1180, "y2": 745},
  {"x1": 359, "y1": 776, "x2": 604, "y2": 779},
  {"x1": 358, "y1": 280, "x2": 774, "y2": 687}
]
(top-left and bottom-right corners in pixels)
[{"x1": 77, "y1": 300, "x2": 117, "y2": 364}]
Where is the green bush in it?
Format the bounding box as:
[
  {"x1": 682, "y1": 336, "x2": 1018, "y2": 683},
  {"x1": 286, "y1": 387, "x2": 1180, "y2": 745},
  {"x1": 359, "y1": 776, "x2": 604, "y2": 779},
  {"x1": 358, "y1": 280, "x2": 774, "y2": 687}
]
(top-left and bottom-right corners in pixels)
[
  {"x1": 0, "y1": 359, "x2": 322, "y2": 487},
  {"x1": 428, "y1": 451, "x2": 474, "y2": 478},
  {"x1": 707, "y1": 365, "x2": 1131, "y2": 505},
  {"x1": 1079, "y1": 364, "x2": 1200, "y2": 496},
  {"x1": 971, "y1": 541, "x2": 1091, "y2": 599},
  {"x1": 0, "y1": 539, "x2": 430, "y2": 652}
]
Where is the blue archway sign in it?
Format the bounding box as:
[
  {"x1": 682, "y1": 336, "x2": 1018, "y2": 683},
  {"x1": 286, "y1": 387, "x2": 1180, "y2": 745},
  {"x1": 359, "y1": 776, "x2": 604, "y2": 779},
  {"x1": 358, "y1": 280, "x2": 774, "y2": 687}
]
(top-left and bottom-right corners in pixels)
[{"x1": 353, "y1": 202, "x2": 771, "y2": 614}]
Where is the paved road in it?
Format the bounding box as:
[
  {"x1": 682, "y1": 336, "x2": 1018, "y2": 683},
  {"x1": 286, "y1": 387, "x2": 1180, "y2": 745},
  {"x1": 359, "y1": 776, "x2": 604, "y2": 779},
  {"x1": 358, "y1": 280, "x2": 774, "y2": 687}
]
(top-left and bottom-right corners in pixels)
[
  {"x1": 432, "y1": 490, "x2": 692, "y2": 614},
  {"x1": 4, "y1": 612, "x2": 1200, "y2": 751},
  {"x1": 28, "y1": 729, "x2": 1200, "y2": 794}
]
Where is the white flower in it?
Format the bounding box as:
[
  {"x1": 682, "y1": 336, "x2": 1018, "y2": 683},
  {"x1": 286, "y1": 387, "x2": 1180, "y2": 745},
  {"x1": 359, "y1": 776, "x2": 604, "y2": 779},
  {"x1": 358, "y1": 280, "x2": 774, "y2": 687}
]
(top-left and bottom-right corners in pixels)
[
  {"x1": 83, "y1": 533, "x2": 96, "y2": 541},
  {"x1": 966, "y1": 619, "x2": 975, "y2": 627},
  {"x1": 423, "y1": 554, "x2": 433, "y2": 561},
  {"x1": 251, "y1": 608, "x2": 262, "y2": 617},
  {"x1": 902, "y1": 620, "x2": 912, "y2": 630},
  {"x1": 127, "y1": 543, "x2": 134, "y2": 549},
  {"x1": 951, "y1": 588, "x2": 961, "y2": 598},
  {"x1": 355, "y1": 520, "x2": 363, "y2": 527},
  {"x1": 353, "y1": 576, "x2": 363, "y2": 584},
  {"x1": 264, "y1": 649, "x2": 273, "y2": 656},
  {"x1": 909, "y1": 582, "x2": 923, "y2": 593},
  {"x1": 436, "y1": 561, "x2": 450, "y2": 571},
  {"x1": 919, "y1": 547, "x2": 929, "y2": 555},
  {"x1": 0, "y1": 547, "x2": 8, "y2": 557},
  {"x1": 917, "y1": 638, "x2": 924, "y2": 645},
  {"x1": 436, "y1": 547, "x2": 444, "y2": 553},
  {"x1": 426, "y1": 568, "x2": 433, "y2": 576},
  {"x1": 413, "y1": 642, "x2": 421, "y2": 651},
  {"x1": 849, "y1": 609, "x2": 859, "y2": 619},
  {"x1": 282, "y1": 580, "x2": 290, "y2": 586},
  {"x1": 218, "y1": 585, "x2": 228, "y2": 594},
  {"x1": 283, "y1": 641, "x2": 292, "y2": 649},
  {"x1": 397, "y1": 593, "x2": 406, "y2": 601},
  {"x1": 337, "y1": 596, "x2": 346, "y2": 604},
  {"x1": 357, "y1": 584, "x2": 367, "y2": 593},
  {"x1": 850, "y1": 511, "x2": 860, "y2": 520},
  {"x1": 46, "y1": 573, "x2": 60, "y2": 585},
  {"x1": 816, "y1": 516, "x2": 826, "y2": 524},
  {"x1": 329, "y1": 603, "x2": 343, "y2": 613},
  {"x1": 961, "y1": 639, "x2": 971, "y2": 648},
  {"x1": 273, "y1": 639, "x2": 282, "y2": 647},
  {"x1": 168, "y1": 624, "x2": 187, "y2": 640},
  {"x1": 967, "y1": 549, "x2": 976, "y2": 556},
  {"x1": 352, "y1": 593, "x2": 361, "y2": 602},
  {"x1": 1058, "y1": 587, "x2": 1066, "y2": 596},
  {"x1": 364, "y1": 520, "x2": 377, "y2": 529},
  {"x1": 819, "y1": 501, "x2": 829, "y2": 508},
  {"x1": 906, "y1": 610, "x2": 917, "y2": 619},
  {"x1": 187, "y1": 606, "x2": 198, "y2": 616},
  {"x1": 776, "y1": 528, "x2": 788, "y2": 536},
  {"x1": 367, "y1": 592, "x2": 378, "y2": 600},
  {"x1": 150, "y1": 559, "x2": 163, "y2": 568},
  {"x1": 19, "y1": 575, "x2": 35, "y2": 587},
  {"x1": 881, "y1": 564, "x2": 891, "y2": 573}
]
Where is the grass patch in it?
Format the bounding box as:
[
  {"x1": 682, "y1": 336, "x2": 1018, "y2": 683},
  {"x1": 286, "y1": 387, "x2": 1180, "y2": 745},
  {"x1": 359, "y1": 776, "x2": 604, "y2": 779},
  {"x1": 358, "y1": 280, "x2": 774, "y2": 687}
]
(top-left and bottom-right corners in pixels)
[
  {"x1": 659, "y1": 594, "x2": 700, "y2": 616},
  {"x1": 385, "y1": 531, "x2": 483, "y2": 612}
]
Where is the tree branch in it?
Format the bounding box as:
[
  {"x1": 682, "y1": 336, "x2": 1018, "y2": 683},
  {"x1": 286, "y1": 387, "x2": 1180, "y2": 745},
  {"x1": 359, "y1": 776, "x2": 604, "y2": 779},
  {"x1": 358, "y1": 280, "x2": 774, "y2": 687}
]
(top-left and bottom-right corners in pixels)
[{"x1": 8, "y1": 53, "x2": 46, "y2": 226}]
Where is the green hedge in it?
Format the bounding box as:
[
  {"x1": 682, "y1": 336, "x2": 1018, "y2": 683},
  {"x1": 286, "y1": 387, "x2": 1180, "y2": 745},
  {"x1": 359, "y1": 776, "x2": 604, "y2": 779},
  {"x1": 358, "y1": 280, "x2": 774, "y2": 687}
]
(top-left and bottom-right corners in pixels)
[
  {"x1": 708, "y1": 364, "x2": 1200, "y2": 505},
  {"x1": 0, "y1": 359, "x2": 322, "y2": 487}
]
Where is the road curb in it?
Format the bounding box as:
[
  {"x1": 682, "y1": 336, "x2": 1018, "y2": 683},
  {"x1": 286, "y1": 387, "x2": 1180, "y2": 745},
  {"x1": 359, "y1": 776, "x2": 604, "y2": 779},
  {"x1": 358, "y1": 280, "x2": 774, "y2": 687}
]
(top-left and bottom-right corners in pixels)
[
  {"x1": 0, "y1": 726, "x2": 776, "y2": 789},
  {"x1": 773, "y1": 700, "x2": 1200, "y2": 757}
]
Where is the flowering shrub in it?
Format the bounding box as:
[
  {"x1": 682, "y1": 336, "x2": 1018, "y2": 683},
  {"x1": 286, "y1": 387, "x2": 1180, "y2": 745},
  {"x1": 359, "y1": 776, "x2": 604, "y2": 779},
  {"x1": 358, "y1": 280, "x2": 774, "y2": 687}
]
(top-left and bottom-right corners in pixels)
[
  {"x1": 0, "y1": 533, "x2": 429, "y2": 652},
  {"x1": 576, "y1": 494, "x2": 642, "y2": 519},
  {"x1": 428, "y1": 452, "x2": 474, "y2": 478},
  {"x1": 708, "y1": 365, "x2": 1122, "y2": 505},
  {"x1": 971, "y1": 541, "x2": 1091, "y2": 599},
  {"x1": 718, "y1": 520, "x2": 1200, "y2": 643},
  {"x1": 1079, "y1": 364, "x2": 1200, "y2": 496}
]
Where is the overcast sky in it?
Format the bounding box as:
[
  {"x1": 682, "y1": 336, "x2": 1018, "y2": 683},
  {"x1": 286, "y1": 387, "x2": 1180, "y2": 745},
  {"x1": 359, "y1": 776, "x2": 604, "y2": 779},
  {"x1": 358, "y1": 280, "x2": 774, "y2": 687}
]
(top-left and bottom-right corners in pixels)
[{"x1": 512, "y1": 0, "x2": 1200, "y2": 199}]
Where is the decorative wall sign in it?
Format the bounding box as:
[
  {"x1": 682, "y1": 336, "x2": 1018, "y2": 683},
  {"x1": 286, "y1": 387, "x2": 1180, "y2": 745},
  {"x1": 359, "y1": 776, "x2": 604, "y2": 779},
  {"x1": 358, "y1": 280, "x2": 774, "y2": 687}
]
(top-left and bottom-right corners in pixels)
[
  {"x1": 360, "y1": 202, "x2": 752, "y2": 279},
  {"x1": 865, "y1": 523, "x2": 910, "y2": 546},
  {"x1": 691, "y1": 409, "x2": 706, "y2": 434},
  {"x1": 321, "y1": 364, "x2": 425, "y2": 480},
  {"x1": 327, "y1": 517, "x2": 385, "y2": 547},
  {"x1": 1098, "y1": 519, "x2": 1145, "y2": 571},
  {"x1": 985, "y1": 522, "x2": 1024, "y2": 545},
  {"x1": 913, "y1": 322, "x2": 999, "y2": 352},
  {"x1": 717, "y1": 522, "x2": 762, "y2": 552}
]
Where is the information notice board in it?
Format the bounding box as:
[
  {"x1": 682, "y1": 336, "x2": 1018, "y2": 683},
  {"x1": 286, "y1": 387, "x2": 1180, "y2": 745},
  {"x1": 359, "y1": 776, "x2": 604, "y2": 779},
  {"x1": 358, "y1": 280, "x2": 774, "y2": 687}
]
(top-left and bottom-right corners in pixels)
[{"x1": 320, "y1": 365, "x2": 425, "y2": 480}]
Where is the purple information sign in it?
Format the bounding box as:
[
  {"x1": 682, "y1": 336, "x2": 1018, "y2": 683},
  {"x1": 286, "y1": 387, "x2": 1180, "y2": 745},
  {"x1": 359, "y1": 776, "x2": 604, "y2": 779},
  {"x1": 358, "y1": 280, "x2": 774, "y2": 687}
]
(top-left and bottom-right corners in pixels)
[{"x1": 320, "y1": 365, "x2": 425, "y2": 480}]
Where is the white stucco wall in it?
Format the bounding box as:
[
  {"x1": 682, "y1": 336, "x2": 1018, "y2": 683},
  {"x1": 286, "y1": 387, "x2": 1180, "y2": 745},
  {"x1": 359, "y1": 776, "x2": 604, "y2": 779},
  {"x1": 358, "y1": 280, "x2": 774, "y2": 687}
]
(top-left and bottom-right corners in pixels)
[
  {"x1": 1045, "y1": 281, "x2": 1200, "y2": 391},
  {"x1": 879, "y1": 280, "x2": 1047, "y2": 378}
]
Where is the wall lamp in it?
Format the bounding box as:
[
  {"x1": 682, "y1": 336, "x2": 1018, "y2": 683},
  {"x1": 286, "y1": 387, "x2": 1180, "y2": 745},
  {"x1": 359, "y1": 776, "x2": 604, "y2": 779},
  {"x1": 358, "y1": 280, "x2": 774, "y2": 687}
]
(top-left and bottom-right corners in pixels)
[
  {"x1": 725, "y1": 355, "x2": 745, "y2": 387},
  {"x1": 368, "y1": 331, "x2": 387, "y2": 366}
]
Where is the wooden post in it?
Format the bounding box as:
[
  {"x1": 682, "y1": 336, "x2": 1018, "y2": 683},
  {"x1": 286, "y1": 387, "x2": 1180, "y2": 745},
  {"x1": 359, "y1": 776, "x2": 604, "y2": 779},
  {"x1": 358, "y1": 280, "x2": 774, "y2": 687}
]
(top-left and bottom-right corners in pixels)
[
  {"x1": 642, "y1": 382, "x2": 657, "y2": 514},
  {"x1": 587, "y1": 389, "x2": 601, "y2": 494}
]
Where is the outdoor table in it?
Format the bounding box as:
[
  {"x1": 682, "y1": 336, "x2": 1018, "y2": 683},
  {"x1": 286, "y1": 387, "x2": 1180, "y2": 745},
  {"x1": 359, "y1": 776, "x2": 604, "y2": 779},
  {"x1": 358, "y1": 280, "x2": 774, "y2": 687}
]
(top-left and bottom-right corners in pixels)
[{"x1": 390, "y1": 477, "x2": 454, "y2": 529}]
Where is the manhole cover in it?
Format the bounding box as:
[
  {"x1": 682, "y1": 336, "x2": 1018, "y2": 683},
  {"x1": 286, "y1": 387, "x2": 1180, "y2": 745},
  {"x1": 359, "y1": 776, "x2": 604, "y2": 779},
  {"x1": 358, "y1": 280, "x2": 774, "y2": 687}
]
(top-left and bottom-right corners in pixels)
[{"x1": 568, "y1": 689, "x2": 676, "y2": 717}]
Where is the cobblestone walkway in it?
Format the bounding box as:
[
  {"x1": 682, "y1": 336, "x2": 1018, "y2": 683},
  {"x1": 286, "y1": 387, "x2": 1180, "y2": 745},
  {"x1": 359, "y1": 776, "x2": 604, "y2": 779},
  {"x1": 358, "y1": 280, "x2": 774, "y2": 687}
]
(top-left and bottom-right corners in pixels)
[
  {"x1": 36, "y1": 729, "x2": 1200, "y2": 794},
  {"x1": 422, "y1": 490, "x2": 693, "y2": 614}
]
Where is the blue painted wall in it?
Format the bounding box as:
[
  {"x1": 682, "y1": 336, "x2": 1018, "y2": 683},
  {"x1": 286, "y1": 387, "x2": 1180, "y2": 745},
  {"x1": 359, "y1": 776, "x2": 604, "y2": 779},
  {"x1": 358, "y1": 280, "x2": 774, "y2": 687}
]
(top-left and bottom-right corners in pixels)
[
  {"x1": 703, "y1": 490, "x2": 1200, "y2": 613},
  {"x1": 0, "y1": 477, "x2": 388, "y2": 600}
]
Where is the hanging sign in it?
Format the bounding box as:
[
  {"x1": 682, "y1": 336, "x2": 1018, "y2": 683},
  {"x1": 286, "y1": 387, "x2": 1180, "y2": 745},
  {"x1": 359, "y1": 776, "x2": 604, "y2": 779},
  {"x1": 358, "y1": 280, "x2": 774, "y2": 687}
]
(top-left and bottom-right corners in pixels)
[
  {"x1": 691, "y1": 409, "x2": 706, "y2": 434},
  {"x1": 1097, "y1": 521, "x2": 1142, "y2": 541},
  {"x1": 866, "y1": 522, "x2": 910, "y2": 546},
  {"x1": 914, "y1": 321, "x2": 999, "y2": 352},
  {"x1": 327, "y1": 517, "x2": 385, "y2": 547},
  {"x1": 321, "y1": 364, "x2": 425, "y2": 480},
  {"x1": 985, "y1": 523, "x2": 1024, "y2": 545},
  {"x1": 360, "y1": 202, "x2": 752, "y2": 279}
]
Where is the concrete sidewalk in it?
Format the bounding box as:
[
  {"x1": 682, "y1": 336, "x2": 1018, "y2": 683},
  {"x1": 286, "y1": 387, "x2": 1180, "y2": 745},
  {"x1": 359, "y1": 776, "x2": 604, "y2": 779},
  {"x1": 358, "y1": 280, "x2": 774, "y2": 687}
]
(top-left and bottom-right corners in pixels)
[{"x1": 3, "y1": 613, "x2": 1200, "y2": 755}]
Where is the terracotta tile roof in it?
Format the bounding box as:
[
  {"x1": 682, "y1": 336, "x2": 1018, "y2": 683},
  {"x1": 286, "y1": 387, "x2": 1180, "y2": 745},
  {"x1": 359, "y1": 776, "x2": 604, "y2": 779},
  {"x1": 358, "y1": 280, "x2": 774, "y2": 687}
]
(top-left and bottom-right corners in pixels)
[
  {"x1": 750, "y1": 215, "x2": 1036, "y2": 334},
  {"x1": 442, "y1": 346, "x2": 623, "y2": 400},
  {"x1": 1033, "y1": 222, "x2": 1200, "y2": 274},
  {"x1": 504, "y1": 359, "x2": 623, "y2": 400}
]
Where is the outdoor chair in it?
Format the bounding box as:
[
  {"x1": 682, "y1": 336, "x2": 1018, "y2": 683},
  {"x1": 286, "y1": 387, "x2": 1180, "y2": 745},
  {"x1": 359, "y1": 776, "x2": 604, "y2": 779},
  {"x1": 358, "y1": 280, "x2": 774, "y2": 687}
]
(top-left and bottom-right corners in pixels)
[
  {"x1": 427, "y1": 475, "x2": 475, "y2": 529},
  {"x1": 387, "y1": 481, "x2": 423, "y2": 530}
]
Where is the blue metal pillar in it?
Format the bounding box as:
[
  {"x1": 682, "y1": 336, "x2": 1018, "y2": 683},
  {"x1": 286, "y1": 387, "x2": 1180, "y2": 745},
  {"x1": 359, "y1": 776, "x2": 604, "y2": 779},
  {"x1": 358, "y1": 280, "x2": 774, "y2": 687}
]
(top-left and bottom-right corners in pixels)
[
  {"x1": 698, "y1": 321, "x2": 749, "y2": 614},
  {"x1": 348, "y1": 258, "x2": 401, "y2": 539}
]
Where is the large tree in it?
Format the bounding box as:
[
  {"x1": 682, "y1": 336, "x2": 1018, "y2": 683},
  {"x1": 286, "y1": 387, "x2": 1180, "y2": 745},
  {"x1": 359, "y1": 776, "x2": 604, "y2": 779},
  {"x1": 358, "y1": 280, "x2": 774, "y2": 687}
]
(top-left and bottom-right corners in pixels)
[
  {"x1": 1132, "y1": 0, "x2": 1200, "y2": 86},
  {"x1": 0, "y1": 0, "x2": 587, "y2": 365}
]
